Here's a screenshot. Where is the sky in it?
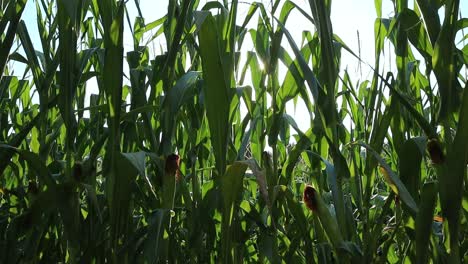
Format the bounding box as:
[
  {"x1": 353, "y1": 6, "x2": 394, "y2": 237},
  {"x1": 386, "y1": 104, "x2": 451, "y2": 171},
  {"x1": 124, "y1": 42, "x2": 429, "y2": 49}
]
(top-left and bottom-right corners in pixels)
[{"x1": 17, "y1": 0, "x2": 468, "y2": 132}]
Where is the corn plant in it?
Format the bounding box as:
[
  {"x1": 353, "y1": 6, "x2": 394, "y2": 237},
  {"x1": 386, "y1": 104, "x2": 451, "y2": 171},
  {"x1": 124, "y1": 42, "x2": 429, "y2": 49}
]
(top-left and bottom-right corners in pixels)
[{"x1": 0, "y1": 0, "x2": 467, "y2": 263}]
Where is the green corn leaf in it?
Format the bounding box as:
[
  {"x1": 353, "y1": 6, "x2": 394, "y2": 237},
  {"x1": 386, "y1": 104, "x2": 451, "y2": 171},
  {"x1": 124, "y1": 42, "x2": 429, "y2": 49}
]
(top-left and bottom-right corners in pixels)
[
  {"x1": 416, "y1": 182, "x2": 437, "y2": 264},
  {"x1": 198, "y1": 12, "x2": 231, "y2": 175},
  {"x1": 0, "y1": 144, "x2": 56, "y2": 188},
  {"x1": 221, "y1": 162, "x2": 248, "y2": 263},
  {"x1": 0, "y1": 0, "x2": 27, "y2": 79},
  {"x1": 355, "y1": 142, "x2": 419, "y2": 215},
  {"x1": 398, "y1": 137, "x2": 426, "y2": 202}
]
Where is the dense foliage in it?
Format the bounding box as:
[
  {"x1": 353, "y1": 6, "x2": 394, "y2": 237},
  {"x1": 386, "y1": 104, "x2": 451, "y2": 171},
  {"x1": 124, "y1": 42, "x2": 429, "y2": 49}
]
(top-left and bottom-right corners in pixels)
[{"x1": 1, "y1": 0, "x2": 467, "y2": 263}]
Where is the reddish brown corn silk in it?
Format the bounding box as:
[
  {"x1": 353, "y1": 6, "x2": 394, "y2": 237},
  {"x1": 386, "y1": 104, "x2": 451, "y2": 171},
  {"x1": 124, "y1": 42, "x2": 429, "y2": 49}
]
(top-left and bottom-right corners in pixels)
[
  {"x1": 165, "y1": 154, "x2": 181, "y2": 182},
  {"x1": 427, "y1": 138, "x2": 445, "y2": 164},
  {"x1": 303, "y1": 185, "x2": 318, "y2": 212}
]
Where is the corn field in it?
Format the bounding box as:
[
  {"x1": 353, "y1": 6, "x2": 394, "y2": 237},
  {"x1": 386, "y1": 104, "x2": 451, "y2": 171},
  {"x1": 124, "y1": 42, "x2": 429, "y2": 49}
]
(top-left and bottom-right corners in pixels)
[{"x1": 1, "y1": 0, "x2": 468, "y2": 263}]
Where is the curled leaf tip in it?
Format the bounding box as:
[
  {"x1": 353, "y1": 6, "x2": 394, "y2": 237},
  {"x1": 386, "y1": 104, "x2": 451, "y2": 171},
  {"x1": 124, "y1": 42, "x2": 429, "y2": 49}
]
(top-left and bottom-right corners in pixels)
[
  {"x1": 165, "y1": 154, "x2": 181, "y2": 181},
  {"x1": 427, "y1": 138, "x2": 444, "y2": 164},
  {"x1": 378, "y1": 166, "x2": 398, "y2": 194},
  {"x1": 378, "y1": 166, "x2": 391, "y2": 182},
  {"x1": 303, "y1": 185, "x2": 318, "y2": 212}
]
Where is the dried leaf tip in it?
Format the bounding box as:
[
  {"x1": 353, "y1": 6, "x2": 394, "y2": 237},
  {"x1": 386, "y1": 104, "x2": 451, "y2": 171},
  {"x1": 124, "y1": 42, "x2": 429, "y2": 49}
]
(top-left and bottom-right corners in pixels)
[
  {"x1": 378, "y1": 165, "x2": 399, "y2": 195},
  {"x1": 427, "y1": 138, "x2": 444, "y2": 165},
  {"x1": 303, "y1": 185, "x2": 318, "y2": 212}
]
